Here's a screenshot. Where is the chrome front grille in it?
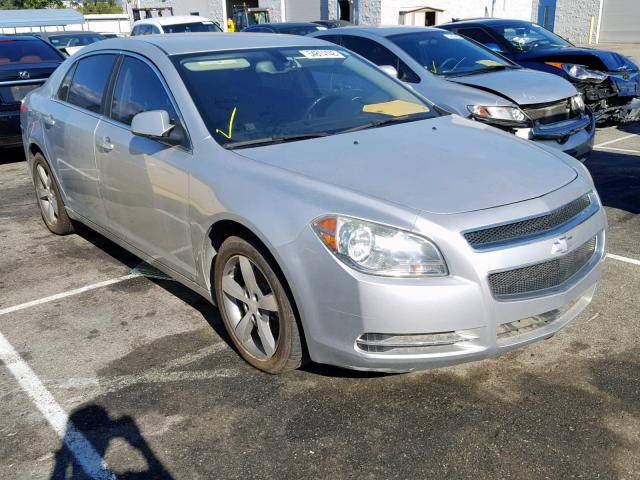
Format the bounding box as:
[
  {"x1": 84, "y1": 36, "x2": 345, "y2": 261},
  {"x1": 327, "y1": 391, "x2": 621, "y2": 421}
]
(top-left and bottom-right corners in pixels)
[
  {"x1": 489, "y1": 237, "x2": 597, "y2": 300},
  {"x1": 464, "y1": 194, "x2": 592, "y2": 249}
]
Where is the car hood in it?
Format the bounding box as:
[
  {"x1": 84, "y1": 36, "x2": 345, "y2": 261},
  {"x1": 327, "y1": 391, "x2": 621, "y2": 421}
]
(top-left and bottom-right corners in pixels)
[
  {"x1": 233, "y1": 115, "x2": 577, "y2": 215},
  {"x1": 517, "y1": 46, "x2": 638, "y2": 72},
  {"x1": 448, "y1": 68, "x2": 577, "y2": 105}
]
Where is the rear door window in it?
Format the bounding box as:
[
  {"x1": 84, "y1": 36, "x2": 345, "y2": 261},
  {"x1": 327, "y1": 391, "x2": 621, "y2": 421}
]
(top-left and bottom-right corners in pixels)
[
  {"x1": 66, "y1": 54, "x2": 118, "y2": 113},
  {"x1": 341, "y1": 35, "x2": 420, "y2": 83},
  {"x1": 109, "y1": 56, "x2": 177, "y2": 126},
  {"x1": 0, "y1": 39, "x2": 62, "y2": 64}
]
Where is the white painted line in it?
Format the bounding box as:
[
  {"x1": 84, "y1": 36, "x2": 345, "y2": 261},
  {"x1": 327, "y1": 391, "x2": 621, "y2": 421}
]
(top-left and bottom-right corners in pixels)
[
  {"x1": 594, "y1": 146, "x2": 640, "y2": 154},
  {"x1": 607, "y1": 253, "x2": 640, "y2": 266},
  {"x1": 594, "y1": 133, "x2": 638, "y2": 149},
  {"x1": 0, "y1": 332, "x2": 115, "y2": 479},
  {"x1": 0, "y1": 273, "x2": 140, "y2": 316}
]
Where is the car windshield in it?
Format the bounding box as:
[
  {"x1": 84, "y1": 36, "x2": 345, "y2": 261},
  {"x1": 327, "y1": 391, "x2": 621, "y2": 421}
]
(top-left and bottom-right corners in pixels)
[
  {"x1": 173, "y1": 46, "x2": 438, "y2": 148},
  {"x1": 163, "y1": 21, "x2": 222, "y2": 33},
  {"x1": 493, "y1": 23, "x2": 572, "y2": 52},
  {"x1": 0, "y1": 39, "x2": 62, "y2": 64},
  {"x1": 48, "y1": 34, "x2": 105, "y2": 48},
  {"x1": 389, "y1": 30, "x2": 514, "y2": 76}
]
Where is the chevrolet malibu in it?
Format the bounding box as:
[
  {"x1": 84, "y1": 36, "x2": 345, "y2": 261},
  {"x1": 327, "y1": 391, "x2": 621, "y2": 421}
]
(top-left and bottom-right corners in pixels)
[{"x1": 22, "y1": 34, "x2": 607, "y2": 374}]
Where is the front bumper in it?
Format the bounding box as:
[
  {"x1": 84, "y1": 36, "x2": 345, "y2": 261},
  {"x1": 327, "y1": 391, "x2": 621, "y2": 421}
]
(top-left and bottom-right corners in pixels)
[
  {"x1": 0, "y1": 108, "x2": 22, "y2": 148},
  {"x1": 282, "y1": 182, "x2": 607, "y2": 372},
  {"x1": 515, "y1": 113, "x2": 595, "y2": 161}
]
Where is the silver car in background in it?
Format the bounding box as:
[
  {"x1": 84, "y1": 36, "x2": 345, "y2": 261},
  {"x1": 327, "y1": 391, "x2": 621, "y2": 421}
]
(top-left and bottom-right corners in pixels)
[
  {"x1": 311, "y1": 27, "x2": 595, "y2": 160},
  {"x1": 21, "y1": 34, "x2": 606, "y2": 374}
]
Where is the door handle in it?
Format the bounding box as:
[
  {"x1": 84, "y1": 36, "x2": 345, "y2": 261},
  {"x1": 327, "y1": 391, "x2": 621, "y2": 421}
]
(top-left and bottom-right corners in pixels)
[
  {"x1": 43, "y1": 114, "x2": 55, "y2": 127},
  {"x1": 98, "y1": 136, "x2": 114, "y2": 152}
]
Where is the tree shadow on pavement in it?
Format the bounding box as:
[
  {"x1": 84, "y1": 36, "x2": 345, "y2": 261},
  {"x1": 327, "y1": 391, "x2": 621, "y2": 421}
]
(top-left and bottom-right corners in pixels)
[{"x1": 50, "y1": 404, "x2": 174, "y2": 480}]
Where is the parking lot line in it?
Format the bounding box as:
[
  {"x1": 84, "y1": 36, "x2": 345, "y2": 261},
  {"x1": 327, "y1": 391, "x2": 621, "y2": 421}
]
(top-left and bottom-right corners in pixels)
[
  {"x1": 594, "y1": 133, "x2": 638, "y2": 149},
  {"x1": 0, "y1": 273, "x2": 140, "y2": 316},
  {"x1": 607, "y1": 253, "x2": 640, "y2": 266},
  {"x1": 0, "y1": 332, "x2": 116, "y2": 480},
  {"x1": 595, "y1": 146, "x2": 640, "y2": 154}
]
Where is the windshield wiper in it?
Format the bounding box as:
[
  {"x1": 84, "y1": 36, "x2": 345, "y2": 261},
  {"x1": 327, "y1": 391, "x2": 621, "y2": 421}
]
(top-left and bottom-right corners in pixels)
[
  {"x1": 447, "y1": 65, "x2": 515, "y2": 77},
  {"x1": 338, "y1": 113, "x2": 431, "y2": 134},
  {"x1": 223, "y1": 132, "x2": 329, "y2": 150}
]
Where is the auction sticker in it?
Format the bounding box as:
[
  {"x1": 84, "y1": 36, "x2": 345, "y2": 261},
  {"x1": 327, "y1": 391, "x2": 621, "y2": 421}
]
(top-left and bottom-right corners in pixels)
[{"x1": 299, "y1": 50, "x2": 345, "y2": 59}]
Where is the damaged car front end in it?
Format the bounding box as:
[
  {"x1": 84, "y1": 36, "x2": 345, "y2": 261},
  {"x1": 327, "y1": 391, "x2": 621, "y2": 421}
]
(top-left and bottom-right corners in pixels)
[{"x1": 440, "y1": 19, "x2": 640, "y2": 124}]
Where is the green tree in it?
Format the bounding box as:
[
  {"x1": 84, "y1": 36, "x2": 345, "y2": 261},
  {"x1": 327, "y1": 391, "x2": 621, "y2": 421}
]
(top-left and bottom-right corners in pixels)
[
  {"x1": 79, "y1": 1, "x2": 123, "y2": 14},
  {"x1": 0, "y1": 0, "x2": 64, "y2": 7}
]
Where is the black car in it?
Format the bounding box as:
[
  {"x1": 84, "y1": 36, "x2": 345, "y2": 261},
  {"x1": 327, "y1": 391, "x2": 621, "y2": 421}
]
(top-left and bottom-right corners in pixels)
[
  {"x1": 0, "y1": 36, "x2": 64, "y2": 148},
  {"x1": 32, "y1": 31, "x2": 106, "y2": 56},
  {"x1": 242, "y1": 22, "x2": 326, "y2": 35},
  {"x1": 439, "y1": 19, "x2": 640, "y2": 122}
]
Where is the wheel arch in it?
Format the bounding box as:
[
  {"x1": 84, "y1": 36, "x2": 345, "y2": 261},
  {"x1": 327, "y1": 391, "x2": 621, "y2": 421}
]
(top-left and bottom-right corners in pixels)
[{"x1": 203, "y1": 216, "x2": 310, "y2": 358}]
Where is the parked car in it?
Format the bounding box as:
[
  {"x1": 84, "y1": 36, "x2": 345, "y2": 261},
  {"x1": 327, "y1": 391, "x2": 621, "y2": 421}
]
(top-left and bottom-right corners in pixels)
[
  {"x1": 439, "y1": 19, "x2": 640, "y2": 123},
  {"x1": 131, "y1": 15, "x2": 222, "y2": 35},
  {"x1": 311, "y1": 26, "x2": 595, "y2": 160},
  {"x1": 22, "y1": 34, "x2": 606, "y2": 374},
  {"x1": 0, "y1": 35, "x2": 64, "y2": 149},
  {"x1": 313, "y1": 20, "x2": 353, "y2": 29},
  {"x1": 242, "y1": 22, "x2": 326, "y2": 35},
  {"x1": 33, "y1": 31, "x2": 106, "y2": 56}
]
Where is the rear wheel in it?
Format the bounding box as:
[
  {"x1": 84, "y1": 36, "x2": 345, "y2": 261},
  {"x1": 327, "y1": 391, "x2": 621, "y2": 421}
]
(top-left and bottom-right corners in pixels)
[
  {"x1": 32, "y1": 153, "x2": 74, "y2": 235},
  {"x1": 214, "y1": 236, "x2": 303, "y2": 374}
]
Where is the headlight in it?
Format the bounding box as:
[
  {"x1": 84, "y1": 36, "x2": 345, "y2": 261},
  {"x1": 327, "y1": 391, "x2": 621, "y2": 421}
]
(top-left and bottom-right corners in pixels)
[
  {"x1": 545, "y1": 62, "x2": 607, "y2": 83},
  {"x1": 312, "y1": 215, "x2": 448, "y2": 277},
  {"x1": 467, "y1": 105, "x2": 529, "y2": 127},
  {"x1": 570, "y1": 94, "x2": 586, "y2": 113}
]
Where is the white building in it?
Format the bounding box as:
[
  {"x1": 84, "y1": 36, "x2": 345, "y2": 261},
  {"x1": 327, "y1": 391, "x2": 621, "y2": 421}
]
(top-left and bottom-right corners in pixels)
[{"x1": 133, "y1": 0, "x2": 639, "y2": 43}]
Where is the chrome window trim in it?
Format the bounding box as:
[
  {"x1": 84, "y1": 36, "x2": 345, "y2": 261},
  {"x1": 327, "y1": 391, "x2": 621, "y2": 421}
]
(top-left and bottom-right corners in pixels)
[
  {"x1": 0, "y1": 79, "x2": 46, "y2": 86},
  {"x1": 462, "y1": 191, "x2": 599, "y2": 252}
]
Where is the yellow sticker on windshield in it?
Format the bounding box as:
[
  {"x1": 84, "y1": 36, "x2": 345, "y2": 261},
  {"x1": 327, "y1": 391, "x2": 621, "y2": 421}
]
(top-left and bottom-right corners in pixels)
[
  {"x1": 362, "y1": 100, "x2": 429, "y2": 117},
  {"x1": 216, "y1": 107, "x2": 237, "y2": 139},
  {"x1": 476, "y1": 59, "x2": 504, "y2": 67}
]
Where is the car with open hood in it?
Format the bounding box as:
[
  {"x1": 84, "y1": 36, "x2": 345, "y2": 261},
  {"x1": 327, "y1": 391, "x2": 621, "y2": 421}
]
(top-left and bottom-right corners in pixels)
[
  {"x1": 439, "y1": 18, "x2": 640, "y2": 123},
  {"x1": 311, "y1": 26, "x2": 595, "y2": 160},
  {"x1": 21, "y1": 34, "x2": 606, "y2": 374}
]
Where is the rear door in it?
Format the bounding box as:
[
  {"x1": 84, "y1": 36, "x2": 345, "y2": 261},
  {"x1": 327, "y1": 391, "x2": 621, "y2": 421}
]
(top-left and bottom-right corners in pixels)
[
  {"x1": 95, "y1": 54, "x2": 194, "y2": 279},
  {"x1": 44, "y1": 53, "x2": 118, "y2": 224}
]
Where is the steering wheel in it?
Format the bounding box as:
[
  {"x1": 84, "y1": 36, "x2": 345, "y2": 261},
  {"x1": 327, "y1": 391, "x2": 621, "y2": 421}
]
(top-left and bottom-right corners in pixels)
[
  {"x1": 439, "y1": 57, "x2": 466, "y2": 73},
  {"x1": 305, "y1": 95, "x2": 343, "y2": 119}
]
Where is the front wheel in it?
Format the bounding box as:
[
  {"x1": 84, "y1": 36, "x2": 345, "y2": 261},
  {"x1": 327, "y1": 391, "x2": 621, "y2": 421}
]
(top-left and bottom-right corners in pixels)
[
  {"x1": 32, "y1": 153, "x2": 74, "y2": 235},
  {"x1": 214, "y1": 236, "x2": 304, "y2": 374}
]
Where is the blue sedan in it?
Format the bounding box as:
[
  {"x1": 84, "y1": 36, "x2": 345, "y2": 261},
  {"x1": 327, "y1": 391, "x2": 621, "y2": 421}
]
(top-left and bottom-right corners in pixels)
[{"x1": 439, "y1": 19, "x2": 640, "y2": 123}]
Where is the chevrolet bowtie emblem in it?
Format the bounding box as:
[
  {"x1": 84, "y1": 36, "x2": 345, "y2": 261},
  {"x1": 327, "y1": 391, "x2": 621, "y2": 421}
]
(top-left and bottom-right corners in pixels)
[{"x1": 551, "y1": 235, "x2": 572, "y2": 254}]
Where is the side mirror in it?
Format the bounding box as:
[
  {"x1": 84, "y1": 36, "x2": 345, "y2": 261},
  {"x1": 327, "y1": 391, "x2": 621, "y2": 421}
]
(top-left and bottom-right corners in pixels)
[
  {"x1": 379, "y1": 64, "x2": 399, "y2": 78},
  {"x1": 485, "y1": 42, "x2": 503, "y2": 54},
  {"x1": 131, "y1": 110, "x2": 175, "y2": 139}
]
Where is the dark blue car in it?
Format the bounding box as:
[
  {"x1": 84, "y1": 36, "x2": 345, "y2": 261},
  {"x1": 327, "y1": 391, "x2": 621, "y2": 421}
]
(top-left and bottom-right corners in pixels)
[
  {"x1": 0, "y1": 35, "x2": 64, "y2": 149},
  {"x1": 439, "y1": 19, "x2": 639, "y2": 123}
]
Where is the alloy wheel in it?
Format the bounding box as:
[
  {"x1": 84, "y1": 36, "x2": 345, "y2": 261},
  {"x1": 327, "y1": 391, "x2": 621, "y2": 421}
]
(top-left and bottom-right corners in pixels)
[
  {"x1": 35, "y1": 164, "x2": 58, "y2": 226},
  {"x1": 221, "y1": 255, "x2": 280, "y2": 359}
]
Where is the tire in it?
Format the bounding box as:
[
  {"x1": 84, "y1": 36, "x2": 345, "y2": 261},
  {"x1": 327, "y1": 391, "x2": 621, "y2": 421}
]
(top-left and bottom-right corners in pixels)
[
  {"x1": 214, "y1": 236, "x2": 304, "y2": 374},
  {"x1": 32, "y1": 153, "x2": 74, "y2": 235}
]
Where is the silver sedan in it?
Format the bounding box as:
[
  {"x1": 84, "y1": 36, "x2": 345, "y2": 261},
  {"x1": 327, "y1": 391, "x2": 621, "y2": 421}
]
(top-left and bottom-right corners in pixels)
[{"x1": 21, "y1": 34, "x2": 607, "y2": 373}]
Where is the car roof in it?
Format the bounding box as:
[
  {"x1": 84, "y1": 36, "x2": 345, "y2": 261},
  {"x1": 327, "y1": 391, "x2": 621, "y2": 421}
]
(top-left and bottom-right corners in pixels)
[
  {"x1": 134, "y1": 15, "x2": 213, "y2": 27},
  {"x1": 314, "y1": 25, "x2": 445, "y2": 37},
  {"x1": 442, "y1": 18, "x2": 533, "y2": 27},
  {"x1": 254, "y1": 22, "x2": 321, "y2": 28},
  {"x1": 82, "y1": 33, "x2": 332, "y2": 56},
  {"x1": 39, "y1": 31, "x2": 104, "y2": 36},
  {"x1": 0, "y1": 35, "x2": 47, "y2": 41}
]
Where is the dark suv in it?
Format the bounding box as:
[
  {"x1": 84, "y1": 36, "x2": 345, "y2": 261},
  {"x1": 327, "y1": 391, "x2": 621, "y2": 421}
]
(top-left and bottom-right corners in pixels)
[{"x1": 0, "y1": 35, "x2": 64, "y2": 148}]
